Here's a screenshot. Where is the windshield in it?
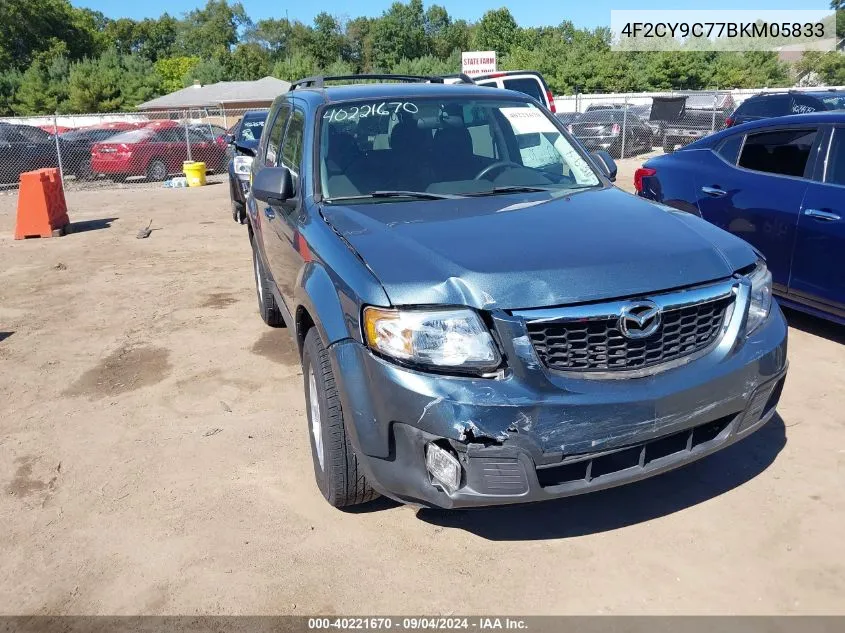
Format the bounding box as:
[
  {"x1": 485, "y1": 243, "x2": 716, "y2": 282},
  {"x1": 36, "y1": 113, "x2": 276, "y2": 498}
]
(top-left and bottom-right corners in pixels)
[
  {"x1": 238, "y1": 114, "x2": 266, "y2": 142},
  {"x1": 319, "y1": 97, "x2": 600, "y2": 201}
]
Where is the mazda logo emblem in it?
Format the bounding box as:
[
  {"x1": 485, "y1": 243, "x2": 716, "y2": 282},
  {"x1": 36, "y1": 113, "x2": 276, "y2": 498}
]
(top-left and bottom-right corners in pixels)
[{"x1": 619, "y1": 301, "x2": 661, "y2": 339}]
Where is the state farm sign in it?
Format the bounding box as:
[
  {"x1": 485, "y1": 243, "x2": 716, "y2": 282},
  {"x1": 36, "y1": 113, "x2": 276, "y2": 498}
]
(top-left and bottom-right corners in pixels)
[{"x1": 461, "y1": 51, "x2": 497, "y2": 77}]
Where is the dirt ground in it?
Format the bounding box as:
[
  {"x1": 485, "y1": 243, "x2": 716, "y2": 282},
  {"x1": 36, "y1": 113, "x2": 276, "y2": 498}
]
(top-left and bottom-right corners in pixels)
[{"x1": 1, "y1": 164, "x2": 844, "y2": 616}]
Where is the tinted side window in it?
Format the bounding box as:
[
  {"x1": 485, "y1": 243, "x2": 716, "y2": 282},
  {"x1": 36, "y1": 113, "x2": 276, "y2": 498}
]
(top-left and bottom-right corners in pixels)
[
  {"x1": 738, "y1": 129, "x2": 817, "y2": 178},
  {"x1": 715, "y1": 135, "x2": 743, "y2": 164},
  {"x1": 280, "y1": 110, "x2": 305, "y2": 171},
  {"x1": 825, "y1": 129, "x2": 845, "y2": 186},
  {"x1": 502, "y1": 77, "x2": 544, "y2": 104},
  {"x1": 766, "y1": 95, "x2": 793, "y2": 116},
  {"x1": 736, "y1": 99, "x2": 766, "y2": 117},
  {"x1": 265, "y1": 105, "x2": 290, "y2": 166}
]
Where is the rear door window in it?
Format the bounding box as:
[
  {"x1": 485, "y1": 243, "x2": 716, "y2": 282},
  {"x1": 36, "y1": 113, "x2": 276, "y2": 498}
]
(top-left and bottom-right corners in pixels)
[
  {"x1": 738, "y1": 128, "x2": 817, "y2": 178},
  {"x1": 715, "y1": 134, "x2": 743, "y2": 164},
  {"x1": 502, "y1": 77, "x2": 545, "y2": 104},
  {"x1": 825, "y1": 129, "x2": 845, "y2": 186}
]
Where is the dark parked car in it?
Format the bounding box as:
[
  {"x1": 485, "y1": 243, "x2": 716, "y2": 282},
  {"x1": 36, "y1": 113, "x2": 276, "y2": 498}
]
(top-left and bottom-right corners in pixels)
[
  {"x1": 247, "y1": 74, "x2": 787, "y2": 509},
  {"x1": 227, "y1": 110, "x2": 268, "y2": 223},
  {"x1": 0, "y1": 123, "x2": 58, "y2": 184},
  {"x1": 727, "y1": 90, "x2": 845, "y2": 127},
  {"x1": 636, "y1": 112, "x2": 844, "y2": 325},
  {"x1": 58, "y1": 123, "x2": 140, "y2": 180},
  {"x1": 567, "y1": 109, "x2": 653, "y2": 158}
]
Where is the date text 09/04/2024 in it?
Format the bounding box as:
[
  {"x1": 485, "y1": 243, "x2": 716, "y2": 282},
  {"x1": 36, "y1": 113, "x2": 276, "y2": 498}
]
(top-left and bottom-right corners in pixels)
[{"x1": 308, "y1": 618, "x2": 528, "y2": 630}]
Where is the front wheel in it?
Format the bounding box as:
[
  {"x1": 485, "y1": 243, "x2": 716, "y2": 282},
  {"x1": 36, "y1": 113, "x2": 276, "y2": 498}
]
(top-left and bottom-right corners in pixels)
[
  {"x1": 302, "y1": 328, "x2": 378, "y2": 508},
  {"x1": 251, "y1": 242, "x2": 284, "y2": 327}
]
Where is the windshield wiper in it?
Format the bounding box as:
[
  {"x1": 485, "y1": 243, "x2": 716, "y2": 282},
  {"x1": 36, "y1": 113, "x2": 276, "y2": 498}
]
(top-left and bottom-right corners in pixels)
[
  {"x1": 465, "y1": 185, "x2": 554, "y2": 196},
  {"x1": 326, "y1": 190, "x2": 465, "y2": 202}
]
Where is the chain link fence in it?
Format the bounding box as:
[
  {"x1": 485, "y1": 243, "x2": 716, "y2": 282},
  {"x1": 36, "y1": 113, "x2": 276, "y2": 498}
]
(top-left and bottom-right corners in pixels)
[
  {"x1": 552, "y1": 90, "x2": 739, "y2": 159},
  {"x1": 0, "y1": 108, "x2": 267, "y2": 192}
]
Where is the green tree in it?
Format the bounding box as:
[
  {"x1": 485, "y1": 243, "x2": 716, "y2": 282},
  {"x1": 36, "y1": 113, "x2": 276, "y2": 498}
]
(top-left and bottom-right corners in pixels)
[
  {"x1": 67, "y1": 50, "x2": 123, "y2": 112},
  {"x1": 0, "y1": 69, "x2": 23, "y2": 116},
  {"x1": 833, "y1": 0, "x2": 844, "y2": 38},
  {"x1": 0, "y1": 0, "x2": 99, "y2": 70},
  {"x1": 120, "y1": 54, "x2": 162, "y2": 107},
  {"x1": 184, "y1": 57, "x2": 229, "y2": 85},
  {"x1": 178, "y1": 0, "x2": 251, "y2": 59},
  {"x1": 250, "y1": 18, "x2": 293, "y2": 57},
  {"x1": 796, "y1": 50, "x2": 845, "y2": 85},
  {"x1": 392, "y1": 52, "x2": 459, "y2": 75},
  {"x1": 227, "y1": 43, "x2": 272, "y2": 79},
  {"x1": 67, "y1": 49, "x2": 160, "y2": 112},
  {"x1": 323, "y1": 59, "x2": 356, "y2": 76},
  {"x1": 473, "y1": 8, "x2": 519, "y2": 56},
  {"x1": 344, "y1": 17, "x2": 375, "y2": 72},
  {"x1": 14, "y1": 45, "x2": 70, "y2": 114},
  {"x1": 371, "y1": 0, "x2": 430, "y2": 71},
  {"x1": 155, "y1": 56, "x2": 201, "y2": 92},
  {"x1": 136, "y1": 16, "x2": 180, "y2": 61},
  {"x1": 307, "y1": 13, "x2": 344, "y2": 68},
  {"x1": 104, "y1": 18, "x2": 141, "y2": 56},
  {"x1": 272, "y1": 52, "x2": 318, "y2": 82}
]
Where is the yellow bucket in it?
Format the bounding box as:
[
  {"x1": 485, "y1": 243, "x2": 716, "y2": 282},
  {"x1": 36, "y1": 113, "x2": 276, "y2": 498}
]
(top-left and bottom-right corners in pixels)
[{"x1": 183, "y1": 161, "x2": 207, "y2": 187}]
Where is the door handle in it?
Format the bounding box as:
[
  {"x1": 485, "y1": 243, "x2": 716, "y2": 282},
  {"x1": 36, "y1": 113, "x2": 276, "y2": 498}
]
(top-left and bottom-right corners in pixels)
[
  {"x1": 804, "y1": 208, "x2": 840, "y2": 222},
  {"x1": 701, "y1": 186, "x2": 727, "y2": 197},
  {"x1": 263, "y1": 207, "x2": 275, "y2": 220}
]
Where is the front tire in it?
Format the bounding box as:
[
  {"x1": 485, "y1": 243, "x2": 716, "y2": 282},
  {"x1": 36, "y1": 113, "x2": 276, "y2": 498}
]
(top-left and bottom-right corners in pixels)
[
  {"x1": 302, "y1": 328, "x2": 378, "y2": 508},
  {"x1": 251, "y1": 242, "x2": 284, "y2": 327}
]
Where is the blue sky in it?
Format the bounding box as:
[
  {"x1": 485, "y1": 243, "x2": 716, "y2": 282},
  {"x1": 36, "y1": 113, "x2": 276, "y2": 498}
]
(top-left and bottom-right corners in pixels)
[{"x1": 71, "y1": 0, "x2": 832, "y2": 29}]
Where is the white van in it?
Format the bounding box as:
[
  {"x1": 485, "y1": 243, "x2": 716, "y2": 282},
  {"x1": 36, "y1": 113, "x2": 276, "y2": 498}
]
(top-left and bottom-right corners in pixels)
[{"x1": 445, "y1": 70, "x2": 556, "y2": 113}]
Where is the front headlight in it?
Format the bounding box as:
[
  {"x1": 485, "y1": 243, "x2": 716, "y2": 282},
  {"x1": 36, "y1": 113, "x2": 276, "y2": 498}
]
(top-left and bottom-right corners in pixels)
[
  {"x1": 233, "y1": 155, "x2": 253, "y2": 177},
  {"x1": 746, "y1": 261, "x2": 773, "y2": 335},
  {"x1": 363, "y1": 307, "x2": 501, "y2": 373}
]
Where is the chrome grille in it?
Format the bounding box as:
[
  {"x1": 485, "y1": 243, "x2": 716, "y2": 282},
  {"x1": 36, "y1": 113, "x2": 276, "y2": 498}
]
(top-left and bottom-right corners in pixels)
[{"x1": 522, "y1": 288, "x2": 734, "y2": 373}]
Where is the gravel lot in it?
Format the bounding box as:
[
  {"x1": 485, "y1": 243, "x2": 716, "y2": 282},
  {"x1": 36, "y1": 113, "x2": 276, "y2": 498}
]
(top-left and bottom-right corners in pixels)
[{"x1": 1, "y1": 164, "x2": 843, "y2": 615}]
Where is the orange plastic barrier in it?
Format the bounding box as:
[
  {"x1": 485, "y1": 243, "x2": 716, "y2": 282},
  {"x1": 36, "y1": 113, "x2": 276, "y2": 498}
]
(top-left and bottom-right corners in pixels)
[{"x1": 14, "y1": 169, "x2": 69, "y2": 239}]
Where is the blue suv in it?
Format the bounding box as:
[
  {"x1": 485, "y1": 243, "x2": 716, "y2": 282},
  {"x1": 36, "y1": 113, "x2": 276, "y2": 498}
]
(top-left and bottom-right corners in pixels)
[{"x1": 243, "y1": 74, "x2": 788, "y2": 509}]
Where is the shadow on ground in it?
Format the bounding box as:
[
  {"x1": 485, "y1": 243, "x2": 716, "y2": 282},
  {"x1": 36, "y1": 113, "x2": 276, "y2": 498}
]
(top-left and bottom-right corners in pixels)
[
  {"x1": 0, "y1": 331, "x2": 13, "y2": 343},
  {"x1": 783, "y1": 307, "x2": 845, "y2": 345},
  {"x1": 415, "y1": 414, "x2": 786, "y2": 540},
  {"x1": 69, "y1": 217, "x2": 118, "y2": 233}
]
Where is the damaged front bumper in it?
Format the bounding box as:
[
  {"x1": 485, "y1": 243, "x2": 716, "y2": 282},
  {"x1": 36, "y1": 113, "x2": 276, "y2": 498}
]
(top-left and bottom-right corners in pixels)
[{"x1": 328, "y1": 304, "x2": 788, "y2": 509}]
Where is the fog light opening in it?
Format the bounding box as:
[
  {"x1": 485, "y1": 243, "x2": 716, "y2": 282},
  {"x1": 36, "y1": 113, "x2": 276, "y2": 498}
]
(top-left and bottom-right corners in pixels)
[{"x1": 425, "y1": 442, "x2": 462, "y2": 494}]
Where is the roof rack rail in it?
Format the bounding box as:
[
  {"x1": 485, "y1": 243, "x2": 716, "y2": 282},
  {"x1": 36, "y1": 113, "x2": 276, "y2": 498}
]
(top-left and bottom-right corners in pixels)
[{"x1": 290, "y1": 73, "x2": 471, "y2": 90}]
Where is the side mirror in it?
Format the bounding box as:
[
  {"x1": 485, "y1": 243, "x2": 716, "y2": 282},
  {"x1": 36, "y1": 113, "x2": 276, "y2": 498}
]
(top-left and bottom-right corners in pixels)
[
  {"x1": 234, "y1": 142, "x2": 256, "y2": 157},
  {"x1": 224, "y1": 134, "x2": 234, "y2": 145},
  {"x1": 253, "y1": 166, "x2": 294, "y2": 203},
  {"x1": 591, "y1": 150, "x2": 617, "y2": 182}
]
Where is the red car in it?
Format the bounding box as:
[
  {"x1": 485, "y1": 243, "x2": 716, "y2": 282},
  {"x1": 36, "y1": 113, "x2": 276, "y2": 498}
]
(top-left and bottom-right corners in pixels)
[{"x1": 91, "y1": 121, "x2": 228, "y2": 181}]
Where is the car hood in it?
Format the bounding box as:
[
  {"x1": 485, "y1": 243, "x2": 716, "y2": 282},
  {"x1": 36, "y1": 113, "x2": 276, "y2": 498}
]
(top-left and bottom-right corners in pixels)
[{"x1": 321, "y1": 187, "x2": 756, "y2": 311}]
